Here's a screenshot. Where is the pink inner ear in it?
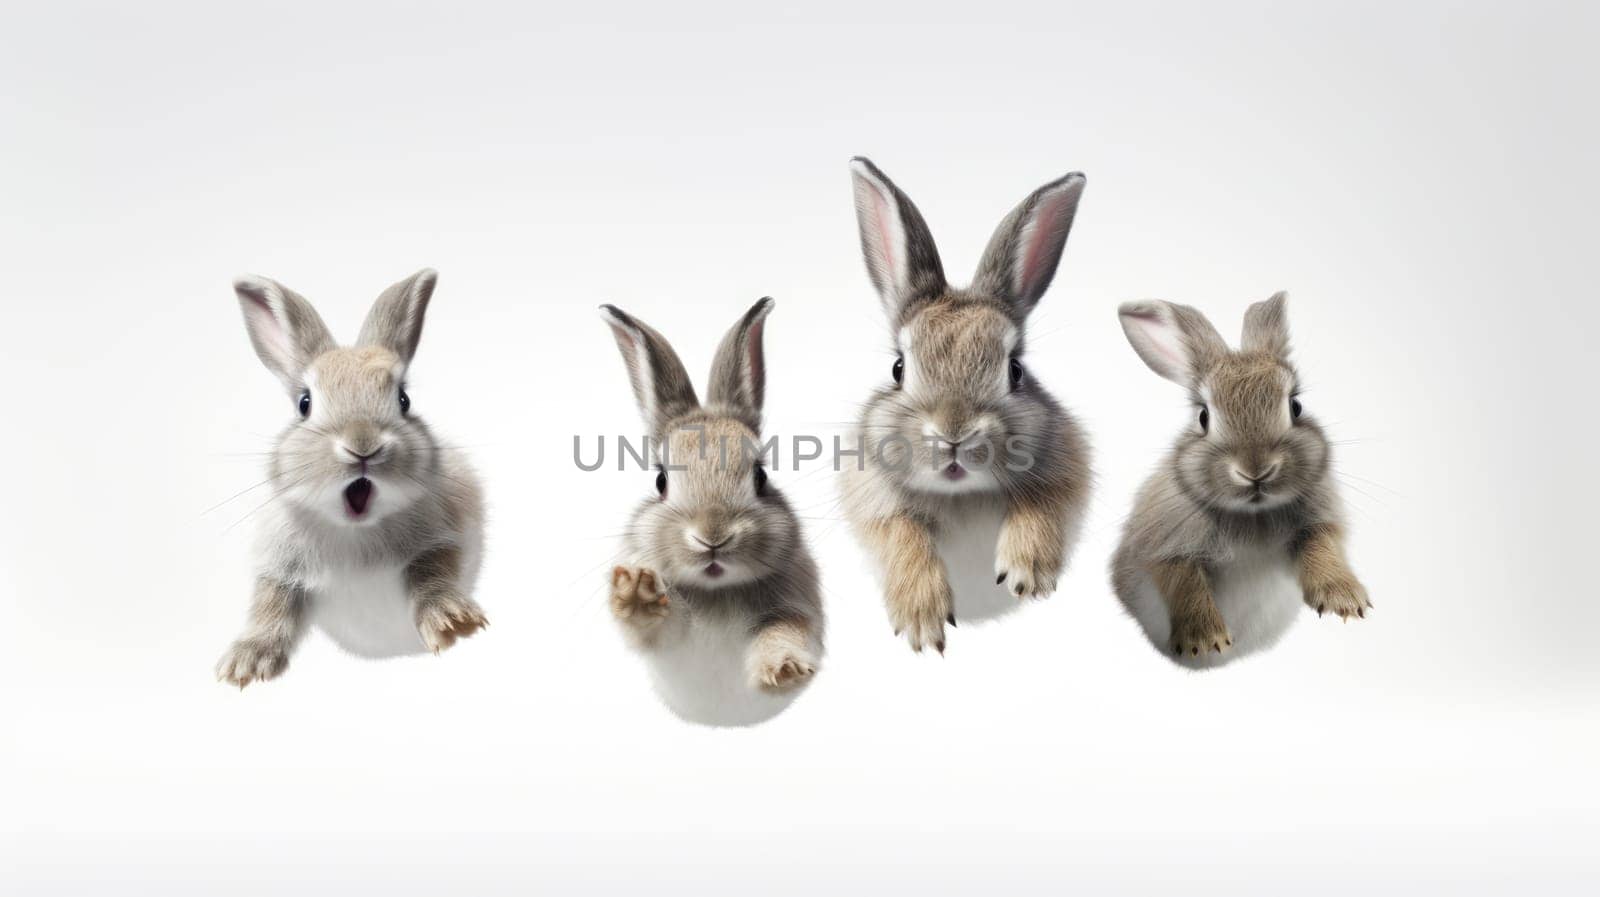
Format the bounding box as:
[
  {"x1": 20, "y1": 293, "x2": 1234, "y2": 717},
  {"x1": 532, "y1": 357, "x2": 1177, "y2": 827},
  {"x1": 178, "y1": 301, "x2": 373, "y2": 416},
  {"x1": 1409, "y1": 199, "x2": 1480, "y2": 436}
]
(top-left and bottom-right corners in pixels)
[
  {"x1": 745, "y1": 317, "x2": 765, "y2": 394},
  {"x1": 1017, "y1": 191, "x2": 1072, "y2": 297},
  {"x1": 1128, "y1": 313, "x2": 1187, "y2": 374},
  {"x1": 242, "y1": 292, "x2": 294, "y2": 367},
  {"x1": 870, "y1": 187, "x2": 898, "y2": 284}
]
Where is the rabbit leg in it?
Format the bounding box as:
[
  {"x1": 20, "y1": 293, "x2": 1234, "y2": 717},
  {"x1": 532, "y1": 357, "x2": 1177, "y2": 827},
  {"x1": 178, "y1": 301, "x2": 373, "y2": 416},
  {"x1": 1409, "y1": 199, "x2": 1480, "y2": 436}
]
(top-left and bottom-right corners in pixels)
[
  {"x1": 746, "y1": 617, "x2": 818, "y2": 691},
  {"x1": 1152, "y1": 558, "x2": 1232, "y2": 658},
  {"x1": 1296, "y1": 523, "x2": 1372, "y2": 621},
  {"x1": 216, "y1": 577, "x2": 308, "y2": 688},
  {"x1": 408, "y1": 545, "x2": 489, "y2": 654},
  {"x1": 610, "y1": 565, "x2": 683, "y2": 649},
  {"x1": 861, "y1": 514, "x2": 953, "y2": 653}
]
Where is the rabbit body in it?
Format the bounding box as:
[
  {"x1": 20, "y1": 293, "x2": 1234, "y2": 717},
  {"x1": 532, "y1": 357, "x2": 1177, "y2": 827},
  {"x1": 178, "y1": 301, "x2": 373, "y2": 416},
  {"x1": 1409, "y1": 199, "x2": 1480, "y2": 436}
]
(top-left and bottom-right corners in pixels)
[
  {"x1": 602, "y1": 300, "x2": 824, "y2": 727},
  {"x1": 840, "y1": 158, "x2": 1094, "y2": 653},
  {"x1": 250, "y1": 452, "x2": 484, "y2": 659},
  {"x1": 215, "y1": 270, "x2": 488, "y2": 686},
  {"x1": 1111, "y1": 294, "x2": 1371, "y2": 669}
]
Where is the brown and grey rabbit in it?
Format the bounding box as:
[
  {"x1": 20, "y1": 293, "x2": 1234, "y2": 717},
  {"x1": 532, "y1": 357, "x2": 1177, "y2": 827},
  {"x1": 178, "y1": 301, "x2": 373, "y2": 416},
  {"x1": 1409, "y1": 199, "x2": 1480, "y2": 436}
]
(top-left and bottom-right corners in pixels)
[
  {"x1": 600, "y1": 298, "x2": 824, "y2": 726},
  {"x1": 840, "y1": 157, "x2": 1094, "y2": 653},
  {"x1": 215, "y1": 270, "x2": 487, "y2": 687},
  {"x1": 1111, "y1": 293, "x2": 1371, "y2": 669}
]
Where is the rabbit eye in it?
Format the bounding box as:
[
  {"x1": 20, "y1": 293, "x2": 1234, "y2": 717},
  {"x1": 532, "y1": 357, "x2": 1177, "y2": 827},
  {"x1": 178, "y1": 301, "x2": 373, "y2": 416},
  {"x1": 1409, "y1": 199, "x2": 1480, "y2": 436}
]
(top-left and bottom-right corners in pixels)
[
  {"x1": 753, "y1": 464, "x2": 769, "y2": 497},
  {"x1": 297, "y1": 390, "x2": 311, "y2": 419},
  {"x1": 1009, "y1": 357, "x2": 1024, "y2": 389},
  {"x1": 398, "y1": 388, "x2": 411, "y2": 415},
  {"x1": 891, "y1": 355, "x2": 904, "y2": 386},
  {"x1": 1197, "y1": 405, "x2": 1210, "y2": 434},
  {"x1": 1290, "y1": 396, "x2": 1303, "y2": 421},
  {"x1": 654, "y1": 466, "x2": 667, "y2": 497}
]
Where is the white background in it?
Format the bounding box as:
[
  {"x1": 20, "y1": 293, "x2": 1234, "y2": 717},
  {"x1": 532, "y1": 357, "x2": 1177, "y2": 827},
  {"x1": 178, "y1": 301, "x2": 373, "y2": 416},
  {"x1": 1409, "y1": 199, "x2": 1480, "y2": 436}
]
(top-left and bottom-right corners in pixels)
[{"x1": 2, "y1": 1, "x2": 1597, "y2": 892}]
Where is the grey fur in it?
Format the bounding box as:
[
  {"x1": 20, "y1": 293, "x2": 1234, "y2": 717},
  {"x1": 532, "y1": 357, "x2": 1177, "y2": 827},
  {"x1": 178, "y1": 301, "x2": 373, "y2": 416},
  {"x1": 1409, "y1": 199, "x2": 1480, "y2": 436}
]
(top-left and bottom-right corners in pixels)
[
  {"x1": 599, "y1": 304, "x2": 701, "y2": 439},
  {"x1": 972, "y1": 171, "x2": 1086, "y2": 318},
  {"x1": 705, "y1": 296, "x2": 774, "y2": 432},
  {"x1": 850, "y1": 156, "x2": 948, "y2": 321},
  {"x1": 235, "y1": 276, "x2": 337, "y2": 391},
  {"x1": 358, "y1": 268, "x2": 438, "y2": 364}
]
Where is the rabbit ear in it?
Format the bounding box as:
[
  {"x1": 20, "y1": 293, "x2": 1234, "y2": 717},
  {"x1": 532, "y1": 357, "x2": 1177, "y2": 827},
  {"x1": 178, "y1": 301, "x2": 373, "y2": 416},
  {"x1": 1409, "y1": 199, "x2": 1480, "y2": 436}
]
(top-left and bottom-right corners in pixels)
[
  {"x1": 974, "y1": 172, "x2": 1086, "y2": 317},
  {"x1": 358, "y1": 268, "x2": 437, "y2": 366},
  {"x1": 706, "y1": 296, "x2": 774, "y2": 430},
  {"x1": 599, "y1": 305, "x2": 700, "y2": 436},
  {"x1": 1118, "y1": 300, "x2": 1229, "y2": 385},
  {"x1": 850, "y1": 157, "x2": 947, "y2": 320},
  {"x1": 1241, "y1": 291, "x2": 1291, "y2": 358},
  {"x1": 234, "y1": 275, "x2": 336, "y2": 389}
]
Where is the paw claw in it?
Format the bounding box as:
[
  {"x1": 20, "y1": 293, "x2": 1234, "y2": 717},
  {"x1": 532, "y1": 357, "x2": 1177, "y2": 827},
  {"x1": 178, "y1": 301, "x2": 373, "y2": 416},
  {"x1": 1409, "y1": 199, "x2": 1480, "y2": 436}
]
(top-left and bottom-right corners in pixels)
[
  {"x1": 1169, "y1": 613, "x2": 1233, "y2": 662},
  {"x1": 1307, "y1": 577, "x2": 1371, "y2": 624}
]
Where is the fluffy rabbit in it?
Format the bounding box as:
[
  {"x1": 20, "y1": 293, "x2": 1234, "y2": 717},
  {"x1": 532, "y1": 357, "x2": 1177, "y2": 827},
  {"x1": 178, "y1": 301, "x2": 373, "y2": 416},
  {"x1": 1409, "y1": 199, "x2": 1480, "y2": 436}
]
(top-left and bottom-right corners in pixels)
[
  {"x1": 840, "y1": 158, "x2": 1094, "y2": 653},
  {"x1": 1111, "y1": 293, "x2": 1371, "y2": 669},
  {"x1": 601, "y1": 298, "x2": 823, "y2": 726},
  {"x1": 215, "y1": 270, "x2": 487, "y2": 687}
]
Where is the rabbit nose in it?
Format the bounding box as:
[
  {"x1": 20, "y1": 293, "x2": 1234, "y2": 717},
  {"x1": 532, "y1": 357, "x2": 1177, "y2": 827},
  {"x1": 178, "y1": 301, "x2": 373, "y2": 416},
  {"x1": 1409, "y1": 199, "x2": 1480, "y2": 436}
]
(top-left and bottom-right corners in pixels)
[
  {"x1": 921, "y1": 422, "x2": 975, "y2": 450},
  {"x1": 686, "y1": 530, "x2": 730, "y2": 551},
  {"x1": 1229, "y1": 459, "x2": 1282, "y2": 486},
  {"x1": 340, "y1": 440, "x2": 389, "y2": 465}
]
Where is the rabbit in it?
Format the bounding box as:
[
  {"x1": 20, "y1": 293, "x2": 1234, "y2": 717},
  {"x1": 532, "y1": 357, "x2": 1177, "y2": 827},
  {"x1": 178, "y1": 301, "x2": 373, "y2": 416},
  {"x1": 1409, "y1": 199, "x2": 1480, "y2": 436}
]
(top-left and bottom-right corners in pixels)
[
  {"x1": 214, "y1": 269, "x2": 487, "y2": 687},
  {"x1": 1111, "y1": 292, "x2": 1372, "y2": 669},
  {"x1": 600, "y1": 297, "x2": 824, "y2": 727},
  {"x1": 839, "y1": 157, "x2": 1094, "y2": 654}
]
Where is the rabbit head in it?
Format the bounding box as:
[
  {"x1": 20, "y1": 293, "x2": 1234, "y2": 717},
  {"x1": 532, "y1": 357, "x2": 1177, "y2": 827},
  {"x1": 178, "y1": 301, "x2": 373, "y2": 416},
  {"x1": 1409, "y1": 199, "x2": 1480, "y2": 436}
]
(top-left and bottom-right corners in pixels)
[
  {"x1": 849, "y1": 157, "x2": 1085, "y2": 495},
  {"x1": 235, "y1": 269, "x2": 443, "y2": 527},
  {"x1": 601, "y1": 298, "x2": 801, "y2": 589},
  {"x1": 1118, "y1": 292, "x2": 1331, "y2": 512}
]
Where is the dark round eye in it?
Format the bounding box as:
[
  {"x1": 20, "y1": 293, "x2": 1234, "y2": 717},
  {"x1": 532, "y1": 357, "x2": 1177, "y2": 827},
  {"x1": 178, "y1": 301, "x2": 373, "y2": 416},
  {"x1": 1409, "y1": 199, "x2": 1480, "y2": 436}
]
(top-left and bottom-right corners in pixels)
[
  {"x1": 297, "y1": 391, "x2": 311, "y2": 419},
  {"x1": 1290, "y1": 397, "x2": 1303, "y2": 421},
  {"x1": 398, "y1": 388, "x2": 411, "y2": 415},
  {"x1": 1197, "y1": 405, "x2": 1210, "y2": 434},
  {"x1": 654, "y1": 467, "x2": 667, "y2": 497},
  {"x1": 753, "y1": 464, "x2": 769, "y2": 496},
  {"x1": 891, "y1": 355, "x2": 904, "y2": 386},
  {"x1": 1009, "y1": 357, "x2": 1024, "y2": 389}
]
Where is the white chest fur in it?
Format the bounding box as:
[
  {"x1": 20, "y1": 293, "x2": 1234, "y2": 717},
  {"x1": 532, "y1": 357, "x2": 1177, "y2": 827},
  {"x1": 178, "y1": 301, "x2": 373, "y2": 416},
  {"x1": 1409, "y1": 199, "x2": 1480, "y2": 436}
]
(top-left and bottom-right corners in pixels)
[
  {"x1": 935, "y1": 502, "x2": 1020, "y2": 622},
  {"x1": 304, "y1": 564, "x2": 425, "y2": 659},
  {"x1": 1125, "y1": 540, "x2": 1302, "y2": 669},
  {"x1": 643, "y1": 608, "x2": 801, "y2": 728}
]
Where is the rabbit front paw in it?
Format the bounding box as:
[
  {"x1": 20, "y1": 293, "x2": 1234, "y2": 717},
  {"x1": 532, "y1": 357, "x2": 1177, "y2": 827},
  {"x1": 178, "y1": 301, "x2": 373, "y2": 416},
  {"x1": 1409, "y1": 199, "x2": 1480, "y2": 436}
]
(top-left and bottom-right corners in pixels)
[
  {"x1": 1306, "y1": 575, "x2": 1372, "y2": 621},
  {"x1": 610, "y1": 566, "x2": 670, "y2": 629},
  {"x1": 215, "y1": 637, "x2": 290, "y2": 688},
  {"x1": 887, "y1": 576, "x2": 952, "y2": 654},
  {"x1": 993, "y1": 538, "x2": 1060, "y2": 602},
  {"x1": 754, "y1": 648, "x2": 817, "y2": 691},
  {"x1": 414, "y1": 591, "x2": 489, "y2": 654},
  {"x1": 1169, "y1": 609, "x2": 1232, "y2": 658}
]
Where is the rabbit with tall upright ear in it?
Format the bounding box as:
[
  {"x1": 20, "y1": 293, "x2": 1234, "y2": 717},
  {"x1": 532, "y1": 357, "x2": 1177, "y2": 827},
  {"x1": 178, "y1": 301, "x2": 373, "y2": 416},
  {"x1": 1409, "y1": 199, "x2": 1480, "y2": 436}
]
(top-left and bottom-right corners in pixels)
[
  {"x1": 600, "y1": 298, "x2": 824, "y2": 726},
  {"x1": 215, "y1": 270, "x2": 487, "y2": 687},
  {"x1": 1112, "y1": 293, "x2": 1371, "y2": 669},
  {"x1": 840, "y1": 158, "x2": 1094, "y2": 654}
]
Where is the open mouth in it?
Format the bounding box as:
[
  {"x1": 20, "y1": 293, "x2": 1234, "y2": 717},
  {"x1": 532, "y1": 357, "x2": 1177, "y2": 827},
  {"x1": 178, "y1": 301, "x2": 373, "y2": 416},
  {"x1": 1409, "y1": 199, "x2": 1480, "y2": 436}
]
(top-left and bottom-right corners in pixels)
[
  {"x1": 703, "y1": 561, "x2": 724, "y2": 578},
  {"x1": 344, "y1": 477, "x2": 374, "y2": 517},
  {"x1": 942, "y1": 462, "x2": 967, "y2": 481}
]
